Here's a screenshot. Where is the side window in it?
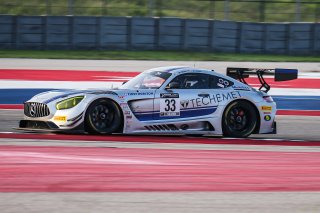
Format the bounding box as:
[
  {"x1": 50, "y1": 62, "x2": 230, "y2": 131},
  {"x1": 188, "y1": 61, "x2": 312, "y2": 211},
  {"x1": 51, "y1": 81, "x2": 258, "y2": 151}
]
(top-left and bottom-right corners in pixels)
[
  {"x1": 169, "y1": 73, "x2": 211, "y2": 89},
  {"x1": 209, "y1": 76, "x2": 234, "y2": 89}
]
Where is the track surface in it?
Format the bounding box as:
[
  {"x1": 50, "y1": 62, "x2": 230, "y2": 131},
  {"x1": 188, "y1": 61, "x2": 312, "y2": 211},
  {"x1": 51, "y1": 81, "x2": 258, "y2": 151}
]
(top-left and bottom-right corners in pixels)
[
  {"x1": 0, "y1": 59, "x2": 320, "y2": 212},
  {"x1": 1, "y1": 145, "x2": 320, "y2": 192},
  {"x1": 2, "y1": 110, "x2": 320, "y2": 141},
  {"x1": 1, "y1": 192, "x2": 319, "y2": 213}
]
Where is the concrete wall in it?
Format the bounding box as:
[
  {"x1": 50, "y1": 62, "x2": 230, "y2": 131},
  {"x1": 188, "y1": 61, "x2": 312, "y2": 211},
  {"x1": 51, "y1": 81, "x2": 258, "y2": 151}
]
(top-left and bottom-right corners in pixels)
[{"x1": 0, "y1": 15, "x2": 319, "y2": 54}]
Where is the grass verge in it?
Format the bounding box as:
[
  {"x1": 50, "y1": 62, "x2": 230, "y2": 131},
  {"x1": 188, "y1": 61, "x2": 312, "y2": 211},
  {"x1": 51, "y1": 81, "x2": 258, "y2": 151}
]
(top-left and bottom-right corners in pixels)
[{"x1": 0, "y1": 50, "x2": 319, "y2": 62}]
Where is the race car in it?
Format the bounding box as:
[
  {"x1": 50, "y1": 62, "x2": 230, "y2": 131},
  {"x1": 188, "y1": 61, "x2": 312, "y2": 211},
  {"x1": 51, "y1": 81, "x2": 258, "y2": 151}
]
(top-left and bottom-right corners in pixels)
[{"x1": 19, "y1": 66, "x2": 298, "y2": 137}]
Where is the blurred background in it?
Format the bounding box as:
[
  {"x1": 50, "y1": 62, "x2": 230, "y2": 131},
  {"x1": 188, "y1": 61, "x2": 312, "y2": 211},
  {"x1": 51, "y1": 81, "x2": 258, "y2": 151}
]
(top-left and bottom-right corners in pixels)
[
  {"x1": 0, "y1": 0, "x2": 319, "y2": 22},
  {"x1": 1, "y1": 0, "x2": 319, "y2": 55}
]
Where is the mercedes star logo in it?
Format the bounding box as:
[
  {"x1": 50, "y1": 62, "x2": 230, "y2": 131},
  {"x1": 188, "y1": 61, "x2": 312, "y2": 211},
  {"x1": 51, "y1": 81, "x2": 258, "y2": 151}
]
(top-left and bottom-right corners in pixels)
[{"x1": 29, "y1": 104, "x2": 36, "y2": 117}]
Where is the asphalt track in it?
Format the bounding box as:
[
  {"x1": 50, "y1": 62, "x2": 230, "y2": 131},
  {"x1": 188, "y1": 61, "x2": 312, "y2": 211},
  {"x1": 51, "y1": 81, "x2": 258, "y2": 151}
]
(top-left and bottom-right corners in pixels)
[
  {"x1": 0, "y1": 59, "x2": 320, "y2": 213},
  {"x1": 1, "y1": 109, "x2": 320, "y2": 141}
]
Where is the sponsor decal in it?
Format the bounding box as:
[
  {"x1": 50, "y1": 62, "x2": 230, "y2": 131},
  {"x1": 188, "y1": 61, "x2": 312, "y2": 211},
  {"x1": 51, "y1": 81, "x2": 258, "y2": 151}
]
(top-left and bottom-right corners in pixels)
[
  {"x1": 232, "y1": 85, "x2": 250, "y2": 91},
  {"x1": 218, "y1": 78, "x2": 230, "y2": 88},
  {"x1": 264, "y1": 115, "x2": 272, "y2": 121},
  {"x1": 261, "y1": 106, "x2": 272, "y2": 111},
  {"x1": 54, "y1": 116, "x2": 67, "y2": 122},
  {"x1": 127, "y1": 92, "x2": 154, "y2": 96},
  {"x1": 160, "y1": 93, "x2": 179, "y2": 98},
  {"x1": 160, "y1": 111, "x2": 180, "y2": 117},
  {"x1": 181, "y1": 91, "x2": 241, "y2": 109},
  {"x1": 181, "y1": 100, "x2": 189, "y2": 108},
  {"x1": 120, "y1": 103, "x2": 130, "y2": 110},
  {"x1": 126, "y1": 115, "x2": 133, "y2": 119},
  {"x1": 124, "y1": 111, "x2": 131, "y2": 115}
]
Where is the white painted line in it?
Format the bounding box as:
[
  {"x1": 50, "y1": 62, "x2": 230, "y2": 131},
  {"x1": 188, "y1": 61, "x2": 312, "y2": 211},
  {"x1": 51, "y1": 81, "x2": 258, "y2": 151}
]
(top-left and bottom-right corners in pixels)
[
  {"x1": 0, "y1": 151, "x2": 163, "y2": 165},
  {"x1": 299, "y1": 72, "x2": 320, "y2": 78},
  {"x1": 258, "y1": 138, "x2": 285, "y2": 141},
  {"x1": 0, "y1": 80, "x2": 122, "y2": 89},
  {"x1": 269, "y1": 88, "x2": 320, "y2": 96}
]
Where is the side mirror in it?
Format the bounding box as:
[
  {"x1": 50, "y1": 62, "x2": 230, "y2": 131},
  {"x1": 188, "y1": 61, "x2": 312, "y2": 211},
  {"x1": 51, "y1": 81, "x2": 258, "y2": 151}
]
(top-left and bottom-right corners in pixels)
[
  {"x1": 122, "y1": 81, "x2": 128, "y2": 85},
  {"x1": 166, "y1": 82, "x2": 180, "y2": 89}
]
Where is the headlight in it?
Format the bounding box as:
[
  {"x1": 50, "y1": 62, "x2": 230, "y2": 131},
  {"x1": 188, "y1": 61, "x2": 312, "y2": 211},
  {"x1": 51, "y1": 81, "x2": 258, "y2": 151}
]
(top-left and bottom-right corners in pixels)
[{"x1": 56, "y1": 96, "x2": 84, "y2": 110}]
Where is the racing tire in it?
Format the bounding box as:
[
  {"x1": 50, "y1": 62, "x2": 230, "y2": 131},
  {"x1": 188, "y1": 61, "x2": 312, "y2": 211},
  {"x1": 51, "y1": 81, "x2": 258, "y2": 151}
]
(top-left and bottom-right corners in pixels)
[
  {"x1": 85, "y1": 99, "x2": 122, "y2": 134},
  {"x1": 222, "y1": 100, "x2": 258, "y2": 138}
]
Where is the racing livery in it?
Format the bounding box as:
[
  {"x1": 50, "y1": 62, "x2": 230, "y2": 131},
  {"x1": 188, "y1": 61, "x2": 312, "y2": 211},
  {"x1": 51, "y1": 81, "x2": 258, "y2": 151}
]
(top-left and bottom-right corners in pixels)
[{"x1": 19, "y1": 66, "x2": 298, "y2": 137}]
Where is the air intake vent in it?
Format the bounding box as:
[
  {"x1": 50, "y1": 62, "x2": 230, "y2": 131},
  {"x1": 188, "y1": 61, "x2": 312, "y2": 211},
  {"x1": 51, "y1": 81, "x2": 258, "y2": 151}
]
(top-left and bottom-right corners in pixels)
[
  {"x1": 24, "y1": 102, "x2": 50, "y2": 118},
  {"x1": 145, "y1": 124, "x2": 178, "y2": 131}
]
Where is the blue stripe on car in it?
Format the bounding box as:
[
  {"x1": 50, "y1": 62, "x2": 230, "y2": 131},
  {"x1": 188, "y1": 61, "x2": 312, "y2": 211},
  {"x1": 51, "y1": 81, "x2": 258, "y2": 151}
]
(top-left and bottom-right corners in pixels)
[{"x1": 133, "y1": 106, "x2": 218, "y2": 121}]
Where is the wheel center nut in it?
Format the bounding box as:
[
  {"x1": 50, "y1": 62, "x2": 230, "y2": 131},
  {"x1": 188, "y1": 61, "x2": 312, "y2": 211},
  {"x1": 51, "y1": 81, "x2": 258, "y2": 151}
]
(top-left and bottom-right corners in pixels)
[
  {"x1": 100, "y1": 113, "x2": 106, "y2": 119},
  {"x1": 236, "y1": 116, "x2": 242, "y2": 122}
]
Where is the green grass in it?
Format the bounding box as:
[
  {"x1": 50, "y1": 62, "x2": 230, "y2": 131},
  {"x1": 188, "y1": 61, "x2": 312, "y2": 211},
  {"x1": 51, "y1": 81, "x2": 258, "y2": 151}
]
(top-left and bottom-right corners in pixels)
[
  {"x1": 0, "y1": 50, "x2": 319, "y2": 62},
  {"x1": 0, "y1": 0, "x2": 318, "y2": 22}
]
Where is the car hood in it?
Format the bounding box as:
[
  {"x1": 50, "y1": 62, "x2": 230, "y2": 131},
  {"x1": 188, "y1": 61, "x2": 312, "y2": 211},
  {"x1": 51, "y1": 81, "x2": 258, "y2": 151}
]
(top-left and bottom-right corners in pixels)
[{"x1": 29, "y1": 89, "x2": 121, "y2": 104}]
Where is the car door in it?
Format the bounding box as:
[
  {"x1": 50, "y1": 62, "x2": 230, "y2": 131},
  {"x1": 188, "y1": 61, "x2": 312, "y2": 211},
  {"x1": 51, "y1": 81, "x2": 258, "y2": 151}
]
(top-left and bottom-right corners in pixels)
[
  {"x1": 126, "y1": 89, "x2": 156, "y2": 120},
  {"x1": 153, "y1": 73, "x2": 220, "y2": 121}
]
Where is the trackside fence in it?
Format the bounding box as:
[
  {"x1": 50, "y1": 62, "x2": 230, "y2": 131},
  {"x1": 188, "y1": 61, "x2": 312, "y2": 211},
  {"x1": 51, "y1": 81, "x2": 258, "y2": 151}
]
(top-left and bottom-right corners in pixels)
[{"x1": 0, "y1": 15, "x2": 319, "y2": 55}]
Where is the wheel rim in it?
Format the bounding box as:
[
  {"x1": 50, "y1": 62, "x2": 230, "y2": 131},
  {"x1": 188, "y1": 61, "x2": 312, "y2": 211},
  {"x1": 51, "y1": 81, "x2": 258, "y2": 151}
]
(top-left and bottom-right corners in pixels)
[
  {"x1": 227, "y1": 106, "x2": 250, "y2": 132},
  {"x1": 89, "y1": 104, "x2": 114, "y2": 132}
]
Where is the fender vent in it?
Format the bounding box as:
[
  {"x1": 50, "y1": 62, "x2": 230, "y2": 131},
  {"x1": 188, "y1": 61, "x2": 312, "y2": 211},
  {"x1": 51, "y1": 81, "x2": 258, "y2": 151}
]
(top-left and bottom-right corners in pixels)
[
  {"x1": 145, "y1": 122, "x2": 214, "y2": 132},
  {"x1": 145, "y1": 124, "x2": 178, "y2": 131}
]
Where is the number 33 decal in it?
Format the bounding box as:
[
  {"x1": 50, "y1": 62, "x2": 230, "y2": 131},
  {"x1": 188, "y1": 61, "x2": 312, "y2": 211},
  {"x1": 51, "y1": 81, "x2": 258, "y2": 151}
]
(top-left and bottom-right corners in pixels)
[
  {"x1": 164, "y1": 99, "x2": 176, "y2": 111},
  {"x1": 160, "y1": 97, "x2": 180, "y2": 117}
]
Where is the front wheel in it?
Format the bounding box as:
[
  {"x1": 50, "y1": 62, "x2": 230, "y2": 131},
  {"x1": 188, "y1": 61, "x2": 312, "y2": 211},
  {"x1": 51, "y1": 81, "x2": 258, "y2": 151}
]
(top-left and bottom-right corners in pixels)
[
  {"x1": 222, "y1": 100, "x2": 258, "y2": 138},
  {"x1": 85, "y1": 99, "x2": 122, "y2": 134}
]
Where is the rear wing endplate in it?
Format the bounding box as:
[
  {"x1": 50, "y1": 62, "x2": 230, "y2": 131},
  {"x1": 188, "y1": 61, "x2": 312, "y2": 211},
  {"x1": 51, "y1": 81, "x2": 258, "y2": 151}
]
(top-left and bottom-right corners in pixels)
[{"x1": 226, "y1": 67, "x2": 298, "y2": 93}]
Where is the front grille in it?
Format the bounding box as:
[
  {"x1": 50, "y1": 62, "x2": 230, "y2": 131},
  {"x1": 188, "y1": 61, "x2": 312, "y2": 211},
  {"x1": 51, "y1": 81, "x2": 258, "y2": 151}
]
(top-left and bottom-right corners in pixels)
[{"x1": 24, "y1": 102, "x2": 50, "y2": 118}]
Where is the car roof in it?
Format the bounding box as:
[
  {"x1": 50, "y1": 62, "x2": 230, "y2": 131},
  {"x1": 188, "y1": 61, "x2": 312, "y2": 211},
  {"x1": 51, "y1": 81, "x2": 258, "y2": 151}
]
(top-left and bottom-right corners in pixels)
[
  {"x1": 145, "y1": 66, "x2": 211, "y2": 73},
  {"x1": 144, "y1": 66, "x2": 240, "y2": 85}
]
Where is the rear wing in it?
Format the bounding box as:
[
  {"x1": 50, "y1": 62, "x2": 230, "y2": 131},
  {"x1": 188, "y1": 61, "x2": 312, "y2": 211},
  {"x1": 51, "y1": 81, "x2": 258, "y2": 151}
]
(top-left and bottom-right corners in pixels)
[{"x1": 226, "y1": 67, "x2": 298, "y2": 93}]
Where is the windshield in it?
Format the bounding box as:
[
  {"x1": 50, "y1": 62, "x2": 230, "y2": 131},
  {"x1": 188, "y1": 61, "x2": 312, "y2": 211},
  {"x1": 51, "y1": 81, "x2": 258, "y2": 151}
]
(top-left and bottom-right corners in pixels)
[{"x1": 120, "y1": 71, "x2": 172, "y2": 89}]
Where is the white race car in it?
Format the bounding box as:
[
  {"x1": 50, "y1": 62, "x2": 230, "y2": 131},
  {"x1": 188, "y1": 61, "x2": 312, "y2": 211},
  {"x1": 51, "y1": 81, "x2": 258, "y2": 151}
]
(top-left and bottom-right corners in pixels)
[{"x1": 19, "y1": 66, "x2": 297, "y2": 137}]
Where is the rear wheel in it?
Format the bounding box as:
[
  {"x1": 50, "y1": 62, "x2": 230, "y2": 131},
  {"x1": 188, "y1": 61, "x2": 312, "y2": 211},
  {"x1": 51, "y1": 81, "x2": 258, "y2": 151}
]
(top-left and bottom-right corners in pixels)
[
  {"x1": 222, "y1": 100, "x2": 258, "y2": 138},
  {"x1": 85, "y1": 99, "x2": 122, "y2": 134}
]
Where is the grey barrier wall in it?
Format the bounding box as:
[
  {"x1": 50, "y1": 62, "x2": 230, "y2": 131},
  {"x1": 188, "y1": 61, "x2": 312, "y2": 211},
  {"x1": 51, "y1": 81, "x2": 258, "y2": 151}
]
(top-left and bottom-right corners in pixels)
[{"x1": 0, "y1": 15, "x2": 319, "y2": 54}]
